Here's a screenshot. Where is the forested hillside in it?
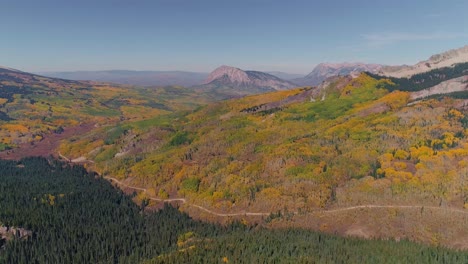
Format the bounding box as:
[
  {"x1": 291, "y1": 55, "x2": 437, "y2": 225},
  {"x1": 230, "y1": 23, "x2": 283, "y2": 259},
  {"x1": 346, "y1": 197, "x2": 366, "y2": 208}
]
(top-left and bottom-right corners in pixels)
[
  {"x1": 0, "y1": 157, "x2": 221, "y2": 263},
  {"x1": 1, "y1": 65, "x2": 468, "y2": 249},
  {"x1": 65, "y1": 74, "x2": 468, "y2": 211},
  {"x1": 57, "y1": 73, "x2": 468, "y2": 247},
  {"x1": 0, "y1": 157, "x2": 466, "y2": 263}
]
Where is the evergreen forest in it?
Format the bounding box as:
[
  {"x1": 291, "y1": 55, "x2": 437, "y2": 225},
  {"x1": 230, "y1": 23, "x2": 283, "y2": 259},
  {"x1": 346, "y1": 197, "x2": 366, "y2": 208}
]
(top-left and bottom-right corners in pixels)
[{"x1": 0, "y1": 157, "x2": 466, "y2": 263}]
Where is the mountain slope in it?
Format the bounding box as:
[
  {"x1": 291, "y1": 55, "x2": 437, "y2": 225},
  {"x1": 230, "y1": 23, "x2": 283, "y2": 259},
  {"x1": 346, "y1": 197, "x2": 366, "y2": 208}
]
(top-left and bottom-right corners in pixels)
[
  {"x1": 194, "y1": 65, "x2": 297, "y2": 99},
  {"x1": 37, "y1": 70, "x2": 209, "y2": 87},
  {"x1": 410, "y1": 75, "x2": 468, "y2": 100},
  {"x1": 0, "y1": 66, "x2": 207, "y2": 153},
  {"x1": 294, "y1": 63, "x2": 383, "y2": 86},
  {"x1": 59, "y1": 72, "x2": 468, "y2": 248},
  {"x1": 379, "y1": 45, "x2": 468, "y2": 78}
]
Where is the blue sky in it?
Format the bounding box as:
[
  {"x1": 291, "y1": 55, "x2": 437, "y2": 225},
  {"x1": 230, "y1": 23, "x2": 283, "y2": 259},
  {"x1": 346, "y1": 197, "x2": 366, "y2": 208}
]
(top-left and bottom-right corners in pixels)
[{"x1": 1, "y1": 0, "x2": 467, "y2": 74}]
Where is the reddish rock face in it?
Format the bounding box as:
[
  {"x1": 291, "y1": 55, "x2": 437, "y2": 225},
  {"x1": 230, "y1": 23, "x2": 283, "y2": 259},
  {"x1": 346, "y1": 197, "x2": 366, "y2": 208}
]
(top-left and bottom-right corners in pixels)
[
  {"x1": 204, "y1": 65, "x2": 250, "y2": 85},
  {"x1": 203, "y1": 65, "x2": 296, "y2": 91}
]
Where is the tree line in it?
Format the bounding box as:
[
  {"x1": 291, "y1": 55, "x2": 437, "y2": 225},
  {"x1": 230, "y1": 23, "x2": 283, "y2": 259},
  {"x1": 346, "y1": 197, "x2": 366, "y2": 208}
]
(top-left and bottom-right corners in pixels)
[{"x1": 367, "y1": 62, "x2": 468, "y2": 92}]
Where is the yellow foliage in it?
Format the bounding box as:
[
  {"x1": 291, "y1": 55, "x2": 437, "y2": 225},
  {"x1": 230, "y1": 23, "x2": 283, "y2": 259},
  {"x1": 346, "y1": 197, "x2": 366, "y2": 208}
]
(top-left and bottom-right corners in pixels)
[
  {"x1": 260, "y1": 187, "x2": 281, "y2": 199},
  {"x1": 47, "y1": 194, "x2": 56, "y2": 206},
  {"x1": 383, "y1": 168, "x2": 413, "y2": 182},
  {"x1": 1, "y1": 137, "x2": 11, "y2": 144},
  {"x1": 449, "y1": 148, "x2": 468, "y2": 158},
  {"x1": 394, "y1": 149, "x2": 409, "y2": 160},
  {"x1": 174, "y1": 167, "x2": 187, "y2": 183},
  {"x1": 458, "y1": 160, "x2": 467, "y2": 168},
  {"x1": 378, "y1": 153, "x2": 394, "y2": 170},
  {"x1": 146, "y1": 188, "x2": 156, "y2": 197},
  {"x1": 212, "y1": 191, "x2": 224, "y2": 201},
  {"x1": 231, "y1": 88, "x2": 303, "y2": 112},
  {"x1": 442, "y1": 132, "x2": 458, "y2": 147},
  {"x1": 1, "y1": 124, "x2": 29, "y2": 133},
  {"x1": 415, "y1": 163, "x2": 425, "y2": 170},
  {"x1": 379, "y1": 153, "x2": 394, "y2": 163},
  {"x1": 448, "y1": 109, "x2": 464, "y2": 120},
  {"x1": 158, "y1": 188, "x2": 169, "y2": 199},
  {"x1": 378, "y1": 91, "x2": 409, "y2": 110},
  {"x1": 410, "y1": 146, "x2": 433, "y2": 160},
  {"x1": 393, "y1": 161, "x2": 407, "y2": 170}
]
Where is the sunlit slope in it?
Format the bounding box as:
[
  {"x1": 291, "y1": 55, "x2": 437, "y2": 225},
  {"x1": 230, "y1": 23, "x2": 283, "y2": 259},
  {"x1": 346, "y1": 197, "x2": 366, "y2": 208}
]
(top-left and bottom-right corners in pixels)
[
  {"x1": 0, "y1": 68, "x2": 206, "y2": 151},
  {"x1": 63, "y1": 73, "x2": 468, "y2": 212}
]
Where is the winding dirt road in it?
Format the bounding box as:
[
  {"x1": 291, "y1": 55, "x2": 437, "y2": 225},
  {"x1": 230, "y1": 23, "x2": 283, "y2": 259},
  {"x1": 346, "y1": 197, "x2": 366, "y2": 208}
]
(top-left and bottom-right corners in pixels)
[
  {"x1": 105, "y1": 177, "x2": 271, "y2": 217},
  {"x1": 105, "y1": 177, "x2": 468, "y2": 217}
]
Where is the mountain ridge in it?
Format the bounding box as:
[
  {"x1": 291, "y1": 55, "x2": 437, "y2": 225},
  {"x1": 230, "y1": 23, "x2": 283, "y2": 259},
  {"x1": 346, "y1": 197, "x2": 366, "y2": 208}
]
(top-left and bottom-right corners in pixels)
[
  {"x1": 294, "y1": 62, "x2": 383, "y2": 86},
  {"x1": 379, "y1": 45, "x2": 468, "y2": 78}
]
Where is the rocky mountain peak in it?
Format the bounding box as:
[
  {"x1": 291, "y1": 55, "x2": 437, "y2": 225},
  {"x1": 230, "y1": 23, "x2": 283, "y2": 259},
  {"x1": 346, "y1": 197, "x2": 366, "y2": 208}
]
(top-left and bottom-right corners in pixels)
[
  {"x1": 203, "y1": 65, "x2": 250, "y2": 84},
  {"x1": 427, "y1": 45, "x2": 468, "y2": 64},
  {"x1": 196, "y1": 65, "x2": 297, "y2": 99}
]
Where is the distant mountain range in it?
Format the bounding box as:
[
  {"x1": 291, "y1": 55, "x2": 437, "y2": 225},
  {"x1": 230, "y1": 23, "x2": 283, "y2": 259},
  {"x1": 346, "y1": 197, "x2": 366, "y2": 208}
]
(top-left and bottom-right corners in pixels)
[
  {"x1": 38, "y1": 69, "x2": 302, "y2": 88},
  {"x1": 35, "y1": 45, "x2": 468, "y2": 91},
  {"x1": 37, "y1": 66, "x2": 378, "y2": 88},
  {"x1": 36, "y1": 70, "x2": 209, "y2": 87},
  {"x1": 293, "y1": 63, "x2": 383, "y2": 86}
]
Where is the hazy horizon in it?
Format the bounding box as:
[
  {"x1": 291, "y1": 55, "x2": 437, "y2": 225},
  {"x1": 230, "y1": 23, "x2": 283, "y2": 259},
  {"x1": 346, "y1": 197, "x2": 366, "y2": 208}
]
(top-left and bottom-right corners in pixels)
[{"x1": 2, "y1": 0, "x2": 468, "y2": 74}]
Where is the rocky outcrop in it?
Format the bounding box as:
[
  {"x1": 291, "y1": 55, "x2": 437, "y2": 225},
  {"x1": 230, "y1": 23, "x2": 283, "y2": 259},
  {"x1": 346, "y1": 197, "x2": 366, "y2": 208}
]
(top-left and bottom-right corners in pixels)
[{"x1": 410, "y1": 75, "x2": 468, "y2": 100}]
